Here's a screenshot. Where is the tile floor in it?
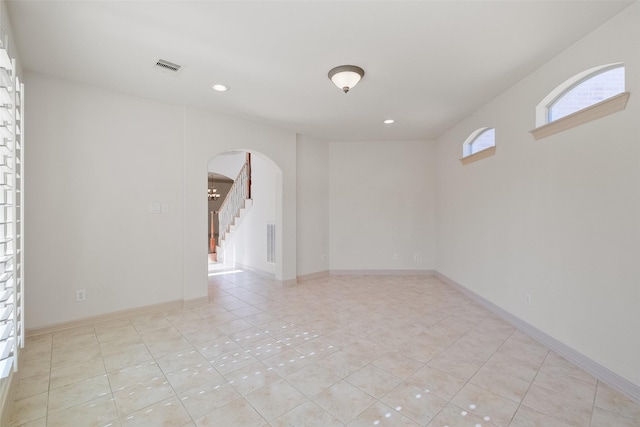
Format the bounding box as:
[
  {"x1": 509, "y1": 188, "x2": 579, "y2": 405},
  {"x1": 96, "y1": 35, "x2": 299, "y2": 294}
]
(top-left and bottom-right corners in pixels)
[{"x1": 7, "y1": 270, "x2": 640, "y2": 426}]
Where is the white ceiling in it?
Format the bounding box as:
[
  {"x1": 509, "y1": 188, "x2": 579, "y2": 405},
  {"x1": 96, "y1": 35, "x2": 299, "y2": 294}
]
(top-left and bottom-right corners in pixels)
[{"x1": 6, "y1": 0, "x2": 633, "y2": 141}]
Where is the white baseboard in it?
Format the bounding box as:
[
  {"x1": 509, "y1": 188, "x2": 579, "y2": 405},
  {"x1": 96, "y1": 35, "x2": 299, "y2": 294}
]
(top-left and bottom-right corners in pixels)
[
  {"x1": 330, "y1": 269, "x2": 435, "y2": 276},
  {"x1": 435, "y1": 271, "x2": 640, "y2": 404}
]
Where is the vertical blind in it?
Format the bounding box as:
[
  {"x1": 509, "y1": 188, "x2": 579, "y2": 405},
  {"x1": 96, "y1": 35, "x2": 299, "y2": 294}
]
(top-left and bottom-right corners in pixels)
[{"x1": 0, "y1": 31, "x2": 24, "y2": 379}]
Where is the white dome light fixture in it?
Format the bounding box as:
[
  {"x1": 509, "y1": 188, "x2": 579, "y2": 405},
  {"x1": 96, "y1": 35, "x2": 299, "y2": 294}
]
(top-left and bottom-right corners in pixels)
[{"x1": 328, "y1": 65, "x2": 365, "y2": 93}]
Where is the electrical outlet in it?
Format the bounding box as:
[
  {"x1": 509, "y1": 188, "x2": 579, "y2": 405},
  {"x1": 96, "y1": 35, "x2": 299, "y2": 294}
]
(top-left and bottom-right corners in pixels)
[
  {"x1": 392, "y1": 253, "x2": 399, "y2": 260},
  {"x1": 525, "y1": 294, "x2": 532, "y2": 306},
  {"x1": 413, "y1": 253, "x2": 420, "y2": 261},
  {"x1": 76, "y1": 289, "x2": 86, "y2": 302}
]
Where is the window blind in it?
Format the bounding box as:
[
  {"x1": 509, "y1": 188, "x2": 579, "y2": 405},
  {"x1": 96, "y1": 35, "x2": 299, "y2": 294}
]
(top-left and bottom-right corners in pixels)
[{"x1": 0, "y1": 32, "x2": 24, "y2": 379}]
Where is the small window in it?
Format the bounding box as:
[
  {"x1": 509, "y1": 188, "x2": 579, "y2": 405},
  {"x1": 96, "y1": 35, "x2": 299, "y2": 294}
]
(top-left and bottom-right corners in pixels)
[
  {"x1": 463, "y1": 127, "x2": 495, "y2": 157},
  {"x1": 548, "y1": 65, "x2": 624, "y2": 123},
  {"x1": 460, "y1": 127, "x2": 496, "y2": 165}
]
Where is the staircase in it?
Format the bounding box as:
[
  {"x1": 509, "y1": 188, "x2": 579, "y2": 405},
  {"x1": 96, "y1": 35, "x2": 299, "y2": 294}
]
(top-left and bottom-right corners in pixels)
[
  {"x1": 215, "y1": 154, "x2": 252, "y2": 258},
  {"x1": 218, "y1": 198, "x2": 253, "y2": 247}
]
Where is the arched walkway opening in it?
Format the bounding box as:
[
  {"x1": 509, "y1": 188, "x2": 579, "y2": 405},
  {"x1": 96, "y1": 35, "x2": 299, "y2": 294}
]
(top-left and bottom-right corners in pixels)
[{"x1": 206, "y1": 150, "x2": 283, "y2": 280}]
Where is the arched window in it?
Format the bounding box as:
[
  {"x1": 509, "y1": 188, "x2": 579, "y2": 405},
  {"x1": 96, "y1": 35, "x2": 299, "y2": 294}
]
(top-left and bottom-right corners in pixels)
[
  {"x1": 532, "y1": 63, "x2": 629, "y2": 140},
  {"x1": 548, "y1": 65, "x2": 624, "y2": 123},
  {"x1": 463, "y1": 127, "x2": 495, "y2": 157}
]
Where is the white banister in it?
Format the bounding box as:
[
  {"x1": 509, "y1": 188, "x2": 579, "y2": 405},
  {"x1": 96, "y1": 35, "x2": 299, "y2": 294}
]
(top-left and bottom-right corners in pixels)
[{"x1": 217, "y1": 157, "x2": 251, "y2": 245}]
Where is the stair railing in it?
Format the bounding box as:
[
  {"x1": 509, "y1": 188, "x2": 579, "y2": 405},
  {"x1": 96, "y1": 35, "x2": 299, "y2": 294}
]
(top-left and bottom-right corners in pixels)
[{"x1": 217, "y1": 155, "x2": 251, "y2": 245}]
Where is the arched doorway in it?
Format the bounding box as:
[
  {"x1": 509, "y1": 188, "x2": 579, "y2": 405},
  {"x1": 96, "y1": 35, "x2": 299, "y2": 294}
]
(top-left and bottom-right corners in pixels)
[{"x1": 207, "y1": 150, "x2": 281, "y2": 278}]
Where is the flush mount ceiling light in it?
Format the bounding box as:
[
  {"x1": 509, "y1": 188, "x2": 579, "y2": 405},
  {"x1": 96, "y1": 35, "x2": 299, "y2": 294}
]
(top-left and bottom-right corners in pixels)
[
  {"x1": 383, "y1": 119, "x2": 395, "y2": 124},
  {"x1": 328, "y1": 65, "x2": 365, "y2": 93}
]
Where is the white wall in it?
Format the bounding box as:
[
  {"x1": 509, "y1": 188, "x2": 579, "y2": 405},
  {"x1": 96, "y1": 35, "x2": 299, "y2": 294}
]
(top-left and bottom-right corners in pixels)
[
  {"x1": 329, "y1": 140, "x2": 436, "y2": 272},
  {"x1": 296, "y1": 135, "x2": 330, "y2": 277},
  {"x1": 25, "y1": 72, "x2": 185, "y2": 328},
  {"x1": 24, "y1": 74, "x2": 298, "y2": 327},
  {"x1": 221, "y1": 153, "x2": 277, "y2": 274},
  {"x1": 435, "y1": 3, "x2": 640, "y2": 387},
  {"x1": 208, "y1": 151, "x2": 246, "y2": 180}
]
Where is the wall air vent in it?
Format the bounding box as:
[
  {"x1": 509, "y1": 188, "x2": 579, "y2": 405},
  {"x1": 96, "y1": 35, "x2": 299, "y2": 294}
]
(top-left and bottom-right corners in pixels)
[{"x1": 154, "y1": 59, "x2": 183, "y2": 75}]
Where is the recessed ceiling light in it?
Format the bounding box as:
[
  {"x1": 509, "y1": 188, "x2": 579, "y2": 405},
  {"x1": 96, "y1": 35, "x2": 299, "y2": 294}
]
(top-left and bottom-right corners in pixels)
[
  {"x1": 212, "y1": 84, "x2": 229, "y2": 92},
  {"x1": 383, "y1": 119, "x2": 395, "y2": 124}
]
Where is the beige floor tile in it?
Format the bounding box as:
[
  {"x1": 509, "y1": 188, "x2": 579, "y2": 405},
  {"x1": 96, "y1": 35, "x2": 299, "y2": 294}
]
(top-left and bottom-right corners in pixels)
[
  {"x1": 16, "y1": 358, "x2": 51, "y2": 380},
  {"x1": 426, "y1": 403, "x2": 492, "y2": 427},
  {"x1": 46, "y1": 395, "x2": 119, "y2": 427},
  {"x1": 470, "y1": 366, "x2": 532, "y2": 402},
  {"x1": 473, "y1": 315, "x2": 516, "y2": 340},
  {"x1": 13, "y1": 371, "x2": 50, "y2": 400},
  {"x1": 113, "y1": 376, "x2": 176, "y2": 416},
  {"x1": 394, "y1": 338, "x2": 441, "y2": 364},
  {"x1": 343, "y1": 337, "x2": 392, "y2": 363},
  {"x1": 49, "y1": 358, "x2": 106, "y2": 390},
  {"x1": 346, "y1": 364, "x2": 402, "y2": 399},
  {"x1": 216, "y1": 318, "x2": 254, "y2": 335},
  {"x1": 144, "y1": 335, "x2": 193, "y2": 358},
  {"x1": 373, "y1": 351, "x2": 425, "y2": 380},
  {"x1": 594, "y1": 382, "x2": 640, "y2": 421},
  {"x1": 195, "y1": 397, "x2": 266, "y2": 427},
  {"x1": 319, "y1": 329, "x2": 360, "y2": 348},
  {"x1": 313, "y1": 380, "x2": 377, "y2": 424},
  {"x1": 522, "y1": 383, "x2": 593, "y2": 426},
  {"x1": 52, "y1": 327, "x2": 98, "y2": 351},
  {"x1": 155, "y1": 347, "x2": 208, "y2": 374},
  {"x1": 271, "y1": 400, "x2": 343, "y2": 427},
  {"x1": 163, "y1": 308, "x2": 204, "y2": 326},
  {"x1": 210, "y1": 349, "x2": 260, "y2": 375},
  {"x1": 165, "y1": 363, "x2": 225, "y2": 394},
  {"x1": 196, "y1": 336, "x2": 243, "y2": 359},
  {"x1": 285, "y1": 362, "x2": 341, "y2": 397},
  {"x1": 178, "y1": 381, "x2": 242, "y2": 420},
  {"x1": 9, "y1": 392, "x2": 48, "y2": 426},
  {"x1": 541, "y1": 352, "x2": 597, "y2": 385},
  {"x1": 261, "y1": 348, "x2": 316, "y2": 376},
  {"x1": 407, "y1": 365, "x2": 466, "y2": 401},
  {"x1": 481, "y1": 351, "x2": 541, "y2": 383},
  {"x1": 130, "y1": 312, "x2": 172, "y2": 333},
  {"x1": 48, "y1": 374, "x2": 111, "y2": 414},
  {"x1": 120, "y1": 396, "x2": 191, "y2": 426},
  {"x1": 348, "y1": 401, "x2": 422, "y2": 427},
  {"x1": 108, "y1": 360, "x2": 164, "y2": 392},
  {"x1": 20, "y1": 338, "x2": 52, "y2": 365},
  {"x1": 451, "y1": 382, "x2": 519, "y2": 426},
  {"x1": 590, "y1": 407, "x2": 640, "y2": 427},
  {"x1": 316, "y1": 349, "x2": 368, "y2": 378},
  {"x1": 51, "y1": 343, "x2": 102, "y2": 370},
  {"x1": 381, "y1": 381, "x2": 447, "y2": 426},
  {"x1": 103, "y1": 343, "x2": 153, "y2": 372},
  {"x1": 244, "y1": 378, "x2": 307, "y2": 421},
  {"x1": 242, "y1": 336, "x2": 288, "y2": 360},
  {"x1": 509, "y1": 404, "x2": 574, "y2": 427},
  {"x1": 96, "y1": 324, "x2": 140, "y2": 346},
  {"x1": 533, "y1": 368, "x2": 596, "y2": 403},
  {"x1": 224, "y1": 361, "x2": 283, "y2": 396},
  {"x1": 427, "y1": 349, "x2": 484, "y2": 382},
  {"x1": 11, "y1": 417, "x2": 47, "y2": 427},
  {"x1": 292, "y1": 337, "x2": 338, "y2": 359}
]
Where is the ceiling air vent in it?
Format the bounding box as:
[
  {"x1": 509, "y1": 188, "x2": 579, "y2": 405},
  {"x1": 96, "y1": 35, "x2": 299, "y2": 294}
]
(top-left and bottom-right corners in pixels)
[{"x1": 154, "y1": 59, "x2": 183, "y2": 75}]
